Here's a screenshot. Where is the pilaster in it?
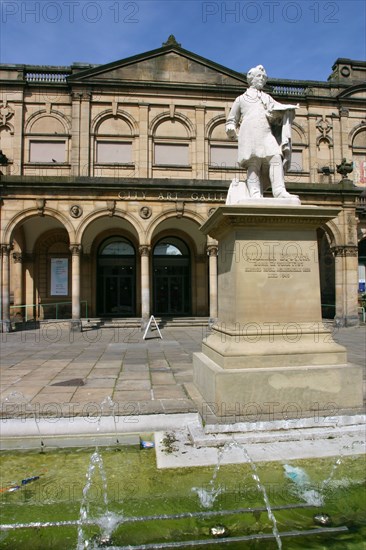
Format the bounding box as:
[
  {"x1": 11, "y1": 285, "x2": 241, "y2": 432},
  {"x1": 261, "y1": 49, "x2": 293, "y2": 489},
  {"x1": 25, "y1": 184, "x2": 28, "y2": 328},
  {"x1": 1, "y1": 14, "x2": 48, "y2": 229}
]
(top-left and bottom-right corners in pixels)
[
  {"x1": 139, "y1": 245, "x2": 151, "y2": 323},
  {"x1": 70, "y1": 244, "x2": 82, "y2": 321}
]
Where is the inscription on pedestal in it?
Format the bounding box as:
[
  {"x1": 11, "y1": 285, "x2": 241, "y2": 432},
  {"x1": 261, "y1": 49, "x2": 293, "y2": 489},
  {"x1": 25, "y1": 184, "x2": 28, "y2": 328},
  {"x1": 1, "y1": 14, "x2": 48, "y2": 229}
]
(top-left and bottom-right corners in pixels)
[
  {"x1": 242, "y1": 242, "x2": 312, "y2": 279},
  {"x1": 245, "y1": 255, "x2": 311, "y2": 278}
]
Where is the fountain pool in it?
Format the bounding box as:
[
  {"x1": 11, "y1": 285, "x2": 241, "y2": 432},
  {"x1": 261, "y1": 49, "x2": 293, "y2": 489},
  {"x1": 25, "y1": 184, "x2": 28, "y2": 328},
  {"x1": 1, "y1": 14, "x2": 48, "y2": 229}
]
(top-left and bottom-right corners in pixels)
[{"x1": 0, "y1": 444, "x2": 365, "y2": 549}]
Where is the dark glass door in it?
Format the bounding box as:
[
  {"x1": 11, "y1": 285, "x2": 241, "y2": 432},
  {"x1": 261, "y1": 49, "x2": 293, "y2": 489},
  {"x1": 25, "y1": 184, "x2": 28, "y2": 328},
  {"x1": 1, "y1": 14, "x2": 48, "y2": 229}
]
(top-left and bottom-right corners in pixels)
[
  {"x1": 97, "y1": 238, "x2": 136, "y2": 317},
  {"x1": 99, "y1": 265, "x2": 135, "y2": 316},
  {"x1": 154, "y1": 266, "x2": 190, "y2": 315}
]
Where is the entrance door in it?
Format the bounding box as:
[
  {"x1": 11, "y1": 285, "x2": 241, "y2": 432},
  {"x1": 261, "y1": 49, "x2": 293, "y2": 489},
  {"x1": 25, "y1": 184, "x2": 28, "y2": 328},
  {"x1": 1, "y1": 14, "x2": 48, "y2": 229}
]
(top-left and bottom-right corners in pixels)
[
  {"x1": 153, "y1": 238, "x2": 191, "y2": 316},
  {"x1": 317, "y1": 229, "x2": 335, "y2": 319},
  {"x1": 97, "y1": 238, "x2": 136, "y2": 316}
]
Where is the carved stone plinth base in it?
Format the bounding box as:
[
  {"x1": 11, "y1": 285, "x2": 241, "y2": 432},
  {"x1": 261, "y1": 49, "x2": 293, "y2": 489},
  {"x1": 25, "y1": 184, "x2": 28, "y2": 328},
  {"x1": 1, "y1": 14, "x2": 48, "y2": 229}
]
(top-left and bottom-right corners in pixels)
[
  {"x1": 193, "y1": 205, "x2": 364, "y2": 419},
  {"x1": 193, "y1": 352, "x2": 363, "y2": 420},
  {"x1": 201, "y1": 322, "x2": 347, "y2": 369}
]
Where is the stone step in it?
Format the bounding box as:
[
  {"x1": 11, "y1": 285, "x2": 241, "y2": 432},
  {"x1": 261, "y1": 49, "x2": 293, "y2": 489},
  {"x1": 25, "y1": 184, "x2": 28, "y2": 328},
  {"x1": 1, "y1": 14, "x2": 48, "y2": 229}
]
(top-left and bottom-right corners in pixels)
[{"x1": 85, "y1": 317, "x2": 210, "y2": 329}]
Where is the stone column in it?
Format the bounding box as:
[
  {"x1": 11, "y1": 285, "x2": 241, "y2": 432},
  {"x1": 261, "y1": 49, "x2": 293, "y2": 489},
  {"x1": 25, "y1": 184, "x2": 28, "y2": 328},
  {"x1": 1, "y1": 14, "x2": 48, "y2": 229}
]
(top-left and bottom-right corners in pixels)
[
  {"x1": 70, "y1": 244, "x2": 82, "y2": 322},
  {"x1": 207, "y1": 244, "x2": 218, "y2": 321},
  {"x1": 12, "y1": 251, "x2": 23, "y2": 318},
  {"x1": 1, "y1": 244, "x2": 12, "y2": 332},
  {"x1": 23, "y1": 253, "x2": 35, "y2": 321},
  {"x1": 333, "y1": 245, "x2": 359, "y2": 327},
  {"x1": 139, "y1": 245, "x2": 151, "y2": 324}
]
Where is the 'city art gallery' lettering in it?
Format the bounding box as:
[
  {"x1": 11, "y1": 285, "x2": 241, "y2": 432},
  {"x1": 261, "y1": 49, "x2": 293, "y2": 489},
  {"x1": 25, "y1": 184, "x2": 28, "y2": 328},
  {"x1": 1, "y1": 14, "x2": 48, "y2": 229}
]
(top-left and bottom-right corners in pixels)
[
  {"x1": 191, "y1": 192, "x2": 226, "y2": 201},
  {"x1": 118, "y1": 190, "x2": 146, "y2": 200},
  {"x1": 118, "y1": 190, "x2": 226, "y2": 201}
]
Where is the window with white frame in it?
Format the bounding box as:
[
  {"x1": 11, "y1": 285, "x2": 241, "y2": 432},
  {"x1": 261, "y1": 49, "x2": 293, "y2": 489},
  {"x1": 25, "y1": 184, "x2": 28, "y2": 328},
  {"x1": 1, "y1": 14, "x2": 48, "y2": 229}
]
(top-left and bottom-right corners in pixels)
[
  {"x1": 209, "y1": 120, "x2": 238, "y2": 169},
  {"x1": 210, "y1": 145, "x2": 238, "y2": 168},
  {"x1": 288, "y1": 150, "x2": 303, "y2": 172},
  {"x1": 29, "y1": 140, "x2": 66, "y2": 163},
  {"x1": 154, "y1": 143, "x2": 190, "y2": 166},
  {"x1": 96, "y1": 141, "x2": 132, "y2": 164}
]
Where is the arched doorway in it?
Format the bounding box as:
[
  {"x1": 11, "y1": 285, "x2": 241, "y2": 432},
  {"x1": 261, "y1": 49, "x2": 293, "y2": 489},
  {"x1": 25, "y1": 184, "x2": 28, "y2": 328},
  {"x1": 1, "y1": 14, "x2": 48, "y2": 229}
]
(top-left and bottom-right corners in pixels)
[
  {"x1": 97, "y1": 237, "x2": 136, "y2": 316},
  {"x1": 153, "y1": 237, "x2": 191, "y2": 316},
  {"x1": 317, "y1": 228, "x2": 336, "y2": 319}
]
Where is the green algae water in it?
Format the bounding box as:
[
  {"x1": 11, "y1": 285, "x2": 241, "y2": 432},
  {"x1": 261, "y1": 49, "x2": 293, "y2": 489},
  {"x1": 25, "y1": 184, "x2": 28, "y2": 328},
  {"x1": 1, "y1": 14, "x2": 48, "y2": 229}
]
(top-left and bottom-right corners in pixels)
[{"x1": 0, "y1": 447, "x2": 365, "y2": 549}]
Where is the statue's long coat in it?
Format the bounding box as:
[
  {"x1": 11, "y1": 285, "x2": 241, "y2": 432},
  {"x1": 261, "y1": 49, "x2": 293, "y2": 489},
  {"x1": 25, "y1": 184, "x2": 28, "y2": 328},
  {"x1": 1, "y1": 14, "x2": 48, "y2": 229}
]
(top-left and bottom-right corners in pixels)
[{"x1": 226, "y1": 88, "x2": 295, "y2": 189}]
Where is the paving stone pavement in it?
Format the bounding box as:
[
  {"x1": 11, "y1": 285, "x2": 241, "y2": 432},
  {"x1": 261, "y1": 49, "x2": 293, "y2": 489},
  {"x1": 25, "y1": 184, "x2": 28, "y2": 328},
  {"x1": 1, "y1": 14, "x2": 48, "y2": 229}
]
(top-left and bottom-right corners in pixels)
[{"x1": 0, "y1": 322, "x2": 365, "y2": 421}]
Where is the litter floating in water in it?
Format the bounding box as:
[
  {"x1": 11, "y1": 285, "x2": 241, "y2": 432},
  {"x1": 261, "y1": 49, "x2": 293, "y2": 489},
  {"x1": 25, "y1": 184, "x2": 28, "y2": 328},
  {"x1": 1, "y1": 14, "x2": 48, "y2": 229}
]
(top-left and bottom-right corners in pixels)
[
  {"x1": 284, "y1": 463, "x2": 324, "y2": 506},
  {"x1": 210, "y1": 525, "x2": 229, "y2": 538},
  {"x1": 21, "y1": 476, "x2": 40, "y2": 486},
  {"x1": 314, "y1": 513, "x2": 332, "y2": 526},
  {"x1": 284, "y1": 464, "x2": 309, "y2": 485},
  {"x1": 0, "y1": 485, "x2": 21, "y2": 493},
  {"x1": 1, "y1": 473, "x2": 44, "y2": 493},
  {"x1": 92, "y1": 533, "x2": 112, "y2": 547},
  {"x1": 140, "y1": 441, "x2": 155, "y2": 449}
]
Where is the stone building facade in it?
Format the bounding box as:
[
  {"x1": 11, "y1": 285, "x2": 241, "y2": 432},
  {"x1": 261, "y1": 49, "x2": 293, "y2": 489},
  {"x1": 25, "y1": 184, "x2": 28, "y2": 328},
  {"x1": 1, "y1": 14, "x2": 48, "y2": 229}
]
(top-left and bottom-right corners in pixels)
[{"x1": 0, "y1": 37, "x2": 365, "y2": 329}]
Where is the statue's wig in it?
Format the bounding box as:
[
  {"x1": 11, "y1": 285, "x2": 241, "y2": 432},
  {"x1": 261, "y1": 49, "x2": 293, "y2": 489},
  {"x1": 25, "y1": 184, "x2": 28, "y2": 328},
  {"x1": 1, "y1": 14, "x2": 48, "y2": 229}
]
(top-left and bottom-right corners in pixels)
[{"x1": 247, "y1": 65, "x2": 268, "y2": 85}]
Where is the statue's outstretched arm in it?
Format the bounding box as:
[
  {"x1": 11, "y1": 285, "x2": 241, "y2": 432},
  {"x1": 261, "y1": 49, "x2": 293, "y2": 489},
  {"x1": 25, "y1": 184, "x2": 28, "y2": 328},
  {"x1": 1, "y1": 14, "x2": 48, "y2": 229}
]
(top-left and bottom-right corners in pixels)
[
  {"x1": 271, "y1": 98, "x2": 300, "y2": 111},
  {"x1": 226, "y1": 98, "x2": 241, "y2": 140}
]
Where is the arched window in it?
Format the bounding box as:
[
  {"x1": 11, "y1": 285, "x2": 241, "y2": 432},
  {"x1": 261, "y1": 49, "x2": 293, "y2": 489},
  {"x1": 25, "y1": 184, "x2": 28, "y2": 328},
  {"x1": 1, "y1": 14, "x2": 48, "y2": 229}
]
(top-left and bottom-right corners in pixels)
[
  {"x1": 95, "y1": 115, "x2": 134, "y2": 165},
  {"x1": 153, "y1": 238, "x2": 189, "y2": 256},
  {"x1": 209, "y1": 121, "x2": 238, "y2": 170},
  {"x1": 288, "y1": 125, "x2": 306, "y2": 172},
  {"x1": 153, "y1": 119, "x2": 190, "y2": 167},
  {"x1": 26, "y1": 114, "x2": 70, "y2": 164},
  {"x1": 100, "y1": 238, "x2": 135, "y2": 255}
]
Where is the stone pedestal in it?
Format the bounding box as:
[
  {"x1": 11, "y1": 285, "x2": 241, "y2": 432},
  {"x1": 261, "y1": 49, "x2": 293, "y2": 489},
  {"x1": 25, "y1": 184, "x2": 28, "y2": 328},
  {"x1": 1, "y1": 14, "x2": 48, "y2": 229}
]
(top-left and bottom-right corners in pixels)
[{"x1": 193, "y1": 204, "x2": 363, "y2": 420}]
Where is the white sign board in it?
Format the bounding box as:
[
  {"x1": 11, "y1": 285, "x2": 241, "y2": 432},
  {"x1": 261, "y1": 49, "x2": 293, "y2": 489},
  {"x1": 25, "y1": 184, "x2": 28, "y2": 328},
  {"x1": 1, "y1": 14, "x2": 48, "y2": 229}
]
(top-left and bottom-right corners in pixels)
[
  {"x1": 143, "y1": 315, "x2": 163, "y2": 340},
  {"x1": 51, "y1": 258, "x2": 68, "y2": 296}
]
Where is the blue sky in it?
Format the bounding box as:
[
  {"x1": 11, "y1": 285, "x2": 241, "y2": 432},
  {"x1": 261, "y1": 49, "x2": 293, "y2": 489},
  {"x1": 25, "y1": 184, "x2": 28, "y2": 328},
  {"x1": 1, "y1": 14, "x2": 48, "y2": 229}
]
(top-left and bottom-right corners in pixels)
[{"x1": 1, "y1": 0, "x2": 365, "y2": 81}]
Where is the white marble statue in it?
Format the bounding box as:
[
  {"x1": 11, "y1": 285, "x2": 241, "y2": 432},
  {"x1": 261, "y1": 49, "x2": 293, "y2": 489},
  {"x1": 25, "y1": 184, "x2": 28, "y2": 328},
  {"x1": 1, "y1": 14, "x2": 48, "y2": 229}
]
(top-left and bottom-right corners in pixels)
[{"x1": 226, "y1": 64, "x2": 300, "y2": 202}]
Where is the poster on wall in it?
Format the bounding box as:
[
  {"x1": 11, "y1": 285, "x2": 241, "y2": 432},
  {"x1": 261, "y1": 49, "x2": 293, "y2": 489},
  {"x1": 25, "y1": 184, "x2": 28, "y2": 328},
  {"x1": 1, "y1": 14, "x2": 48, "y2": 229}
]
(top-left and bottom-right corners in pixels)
[
  {"x1": 51, "y1": 258, "x2": 68, "y2": 295},
  {"x1": 359, "y1": 265, "x2": 366, "y2": 293},
  {"x1": 354, "y1": 158, "x2": 366, "y2": 186},
  {"x1": 360, "y1": 160, "x2": 366, "y2": 185}
]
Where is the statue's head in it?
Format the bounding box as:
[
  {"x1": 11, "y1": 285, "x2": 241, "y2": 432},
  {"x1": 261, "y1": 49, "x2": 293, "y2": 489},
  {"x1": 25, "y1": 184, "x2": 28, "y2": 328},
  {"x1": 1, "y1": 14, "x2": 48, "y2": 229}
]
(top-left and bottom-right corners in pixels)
[{"x1": 247, "y1": 65, "x2": 268, "y2": 89}]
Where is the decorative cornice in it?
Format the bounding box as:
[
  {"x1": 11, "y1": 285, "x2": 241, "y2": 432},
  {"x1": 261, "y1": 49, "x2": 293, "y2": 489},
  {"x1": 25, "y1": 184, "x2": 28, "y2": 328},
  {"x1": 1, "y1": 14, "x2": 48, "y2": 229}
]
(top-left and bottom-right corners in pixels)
[{"x1": 200, "y1": 206, "x2": 341, "y2": 239}]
